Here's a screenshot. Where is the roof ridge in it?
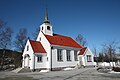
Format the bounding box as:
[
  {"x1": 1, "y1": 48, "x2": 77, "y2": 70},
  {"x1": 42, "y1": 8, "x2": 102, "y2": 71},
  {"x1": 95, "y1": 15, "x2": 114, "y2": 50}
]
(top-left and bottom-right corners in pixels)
[
  {"x1": 42, "y1": 30, "x2": 71, "y2": 38},
  {"x1": 52, "y1": 33, "x2": 72, "y2": 39}
]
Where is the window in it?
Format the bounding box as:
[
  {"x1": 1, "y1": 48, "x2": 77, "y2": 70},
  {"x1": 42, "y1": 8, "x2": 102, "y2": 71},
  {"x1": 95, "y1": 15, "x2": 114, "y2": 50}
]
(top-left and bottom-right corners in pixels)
[
  {"x1": 27, "y1": 45, "x2": 29, "y2": 51},
  {"x1": 74, "y1": 51, "x2": 78, "y2": 61},
  {"x1": 57, "y1": 49, "x2": 63, "y2": 61},
  {"x1": 37, "y1": 55, "x2": 42, "y2": 62},
  {"x1": 39, "y1": 37, "x2": 41, "y2": 41},
  {"x1": 66, "y1": 50, "x2": 71, "y2": 61},
  {"x1": 87, "y1": 55, "x2": 92, "y2": 62},
  {"x1": 42, "y1": 27, "x2": 43, "y2": 30},
  {"x1": 47, "y1": 57, "x2": 48, "y2": 61},
  {"x1": 47, "y1": 26, "x2": 50, "y2": 30}
]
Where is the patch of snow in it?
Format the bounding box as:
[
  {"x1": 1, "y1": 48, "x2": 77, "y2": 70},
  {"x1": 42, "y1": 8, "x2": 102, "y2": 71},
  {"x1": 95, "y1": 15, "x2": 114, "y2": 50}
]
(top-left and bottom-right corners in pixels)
[
  {"x1": 40, "y1": 70, "x2": 49, "y2": 73},
  {"x1": 98, "y1": 62, "x2": 116, "y2": 67},
  {"x1": 11, "y1": 67, "x2": 22, "y2": 73},
  {"x1": 63, "y1": 67, "x2": 74, "y2": 71},
  {"x1": 109, "y1": 71, "x2": 120, "y2": 74}
]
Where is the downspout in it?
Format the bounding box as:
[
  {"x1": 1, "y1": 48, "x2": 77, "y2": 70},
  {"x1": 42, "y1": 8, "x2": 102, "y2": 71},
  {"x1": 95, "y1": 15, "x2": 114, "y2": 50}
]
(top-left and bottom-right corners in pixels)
[
  {"x1": 33, "y1": 54, "x2": 35, "y2": 71},
  {"x1": 23, "y1": 55, "x2": 25, "y2": 68},
  {"x1": 51, "y1": 46, "x2": 53, "y2": 71}
]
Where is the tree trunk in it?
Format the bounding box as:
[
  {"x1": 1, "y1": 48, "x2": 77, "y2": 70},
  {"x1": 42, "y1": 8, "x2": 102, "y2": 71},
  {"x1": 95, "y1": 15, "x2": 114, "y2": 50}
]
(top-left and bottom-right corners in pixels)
[{"x1": 1, "y1": 49, "x2": 5, "y2": 70}]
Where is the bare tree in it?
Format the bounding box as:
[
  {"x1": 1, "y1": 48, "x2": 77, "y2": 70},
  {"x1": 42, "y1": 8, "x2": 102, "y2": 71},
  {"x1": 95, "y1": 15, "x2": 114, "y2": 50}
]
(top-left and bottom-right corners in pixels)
[
  {"x1": 101, "y1": 41, "x2": 118, "y2": 66},
  {"x1": 0, "y1": 27, "x2": 13, "y2": 49},
  {"x1": 14, "y1": 28, "x2": 28, "y2": 52},
  {"x1": 0, "y1": 19, "x2": 13, "y2": 49},
  {"x1": 93, "y1": 47, "x2": 98, "y2": 65},
  {"x1": 117, "y1": 47, "x2": 120, "y2": 53},
  {"x1": 0, "y1": 19, "x2": 5, "y2": 46},
  {"x1": 32, "y1": 27, "x2": 40, "y2": 40},
  {"x1": 98, "y1": 53, "x2": 104, "y2": 62},
  {"x1": 75, "y1": 34, "x2": 87, "y2": 47},
  {"x1": 0, "y1": 19, "x2": 13, "y2": 70}
]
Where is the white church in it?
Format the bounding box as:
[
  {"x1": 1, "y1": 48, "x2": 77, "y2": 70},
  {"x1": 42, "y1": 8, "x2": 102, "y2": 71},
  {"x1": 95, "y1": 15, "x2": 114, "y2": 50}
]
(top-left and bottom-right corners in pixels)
[{"x1": 22, "y1": 10, "x2": 95, "y2": 71}]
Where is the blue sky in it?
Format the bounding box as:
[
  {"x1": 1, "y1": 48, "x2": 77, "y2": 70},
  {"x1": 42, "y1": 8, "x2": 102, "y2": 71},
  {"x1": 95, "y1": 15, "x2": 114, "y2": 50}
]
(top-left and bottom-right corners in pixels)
[{"x1": 0, "y1": 0, "x2": 120, "y2": 51}]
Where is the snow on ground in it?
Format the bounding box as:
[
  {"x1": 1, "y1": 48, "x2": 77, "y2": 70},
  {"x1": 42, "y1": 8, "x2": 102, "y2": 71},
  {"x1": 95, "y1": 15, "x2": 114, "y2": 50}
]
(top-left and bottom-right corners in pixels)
[
  {"x1": 62, "y1": 67, "x2": 75, "y2": 71},
  {"x1": 98, "y1": 62, "x2": 116, "y2": 67},
  {"x1": 40, "y1": 70, "x2": 49, "y2": 73}
]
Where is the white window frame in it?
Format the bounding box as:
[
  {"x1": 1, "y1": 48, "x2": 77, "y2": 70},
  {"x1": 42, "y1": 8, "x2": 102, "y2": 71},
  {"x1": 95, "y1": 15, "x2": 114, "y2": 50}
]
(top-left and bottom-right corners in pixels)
[
  {"x1": 74, "y1": 51, "x2": 78, "y2": 61},
  {"x1": 66, "y1": 50, "x2": 71, "y2": 61},
  {"x1": 37, "y1": 55, "x2": 42, "y2": 62},
  {"x1": 47, "y1": 26, "x2": 50, "y2": 30},
  {"x1": 57, "y1": 49, "x2": 63, "y2": 61},
  {"x1": 86, "y1": 55, "x2": 92, "y2": 62}
]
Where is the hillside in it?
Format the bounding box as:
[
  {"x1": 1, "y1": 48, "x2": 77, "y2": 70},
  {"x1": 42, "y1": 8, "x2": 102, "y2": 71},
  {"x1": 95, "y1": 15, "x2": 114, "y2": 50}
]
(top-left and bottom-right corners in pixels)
[{"x1": 0, "y1": 49, "x2": 22, "y2": 71}]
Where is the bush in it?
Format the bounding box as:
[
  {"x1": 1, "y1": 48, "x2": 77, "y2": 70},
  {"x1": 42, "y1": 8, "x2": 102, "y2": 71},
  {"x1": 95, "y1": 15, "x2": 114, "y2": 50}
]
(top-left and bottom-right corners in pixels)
[{"x1": 112, "y1": 67, "x2": 120, "y2": 72}]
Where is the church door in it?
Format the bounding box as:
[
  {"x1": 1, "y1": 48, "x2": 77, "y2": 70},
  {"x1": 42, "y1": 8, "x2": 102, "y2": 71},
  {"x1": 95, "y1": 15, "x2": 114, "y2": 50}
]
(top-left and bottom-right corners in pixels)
[{"x1": 24, "y1": 54, "x2": 30, "y2": 68}]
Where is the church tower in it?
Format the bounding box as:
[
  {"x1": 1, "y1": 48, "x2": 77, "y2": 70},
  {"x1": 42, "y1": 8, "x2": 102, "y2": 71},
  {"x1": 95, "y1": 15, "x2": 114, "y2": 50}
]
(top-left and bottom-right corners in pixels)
[{"x1": 40, "y1": 9, "x2": 53, "y2": 36}]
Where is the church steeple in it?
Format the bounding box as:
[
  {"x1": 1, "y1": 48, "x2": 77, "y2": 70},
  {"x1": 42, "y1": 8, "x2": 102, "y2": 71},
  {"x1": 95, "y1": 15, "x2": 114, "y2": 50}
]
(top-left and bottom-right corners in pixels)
[
  {"x1": 40, "y1": 8, "x2": 53, "y2": 36},
  {"x1": 43, "y1": 8, "x2": 50, "y2": 23}
]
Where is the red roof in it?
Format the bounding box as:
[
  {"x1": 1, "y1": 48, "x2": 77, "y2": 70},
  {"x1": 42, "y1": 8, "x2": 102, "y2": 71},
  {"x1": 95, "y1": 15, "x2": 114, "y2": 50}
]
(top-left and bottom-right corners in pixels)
[
  {"x1": 44, "y1": 34, "x2": 83, "y2": 48},
  {"x1": 79, "y1": 47, "x2": 87, "y2": 55},
  {"x1": 29, "y1": 40, "x2": 46, "y2": 53}
]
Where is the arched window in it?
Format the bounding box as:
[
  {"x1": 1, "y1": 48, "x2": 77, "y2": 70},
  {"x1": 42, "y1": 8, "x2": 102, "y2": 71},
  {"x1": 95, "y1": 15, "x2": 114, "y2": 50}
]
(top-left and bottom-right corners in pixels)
[
  {"x1": 39, "y1": 37, "x2": 41, "y2": 41},
  {"x1": 47, "y1": 26, "x2": 50, "y2": 30},
  {"x1": 42, "y1": 27, "x2": 43, "y2": 30},
  {"x1": 27, "y1": 45, "x2": 29, "y2": 51}
]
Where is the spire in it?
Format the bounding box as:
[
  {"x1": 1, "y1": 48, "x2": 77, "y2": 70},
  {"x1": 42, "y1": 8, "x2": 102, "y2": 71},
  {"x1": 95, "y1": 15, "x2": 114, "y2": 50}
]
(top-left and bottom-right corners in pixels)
[{"x1": 43, "y1": 8, "x2": 50, "y2": 23}]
